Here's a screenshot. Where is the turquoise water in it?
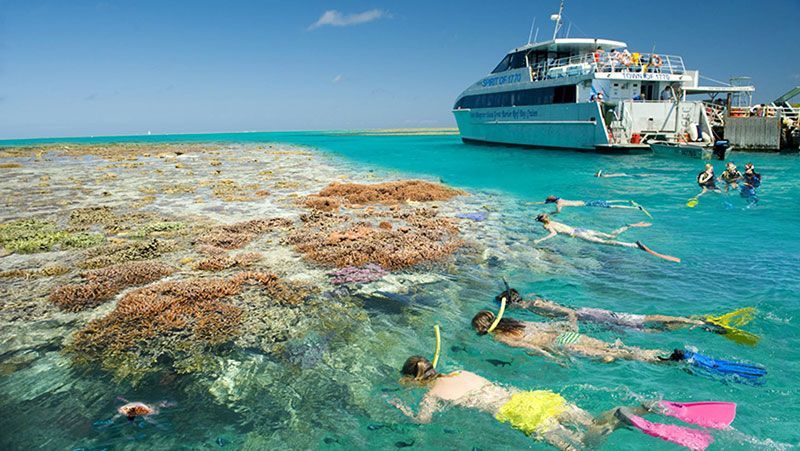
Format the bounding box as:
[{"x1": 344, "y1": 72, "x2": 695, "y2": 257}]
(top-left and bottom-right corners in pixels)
[{"x1": 2, "y1": 132, "x2": 799, "y2": 449}]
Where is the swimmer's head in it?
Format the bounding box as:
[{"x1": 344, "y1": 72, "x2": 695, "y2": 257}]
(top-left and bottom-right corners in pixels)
[
  {"x1": 495, "y1": 288, "x2": 522, "y2": 305},
  {"x1": 705, "y1": 163, "x2": 713, "y2": 171},
  {"x1": 726, "y1": 161, "x2": 736, "y2": 169},
  {"x1": 745, "y1": 162, "x2": 755, "y2": 172},
  {"x1": 471, "y1": 310, "x2": 525, "y2": 336},
  {"x1": 535, "y1": 213, "x2": 550, "y2": 223},
  {"x1": 401, "y1": 356, "x2": 437, "y2": 382},
  {"x1": 545, "y1": 196, "x2": 559, "y2": 204}
]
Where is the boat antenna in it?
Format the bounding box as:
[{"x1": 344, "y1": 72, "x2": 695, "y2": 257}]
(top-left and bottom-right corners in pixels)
[
  {"x1": 566, "y1": 22, "x2": 572, "y2": 38},
  {"x1": 533, "y1": 27, "x2": 540, "y2": 43},
  {"x1": 550, "y1": 0, "x2": 564, "y2": 40},
  {"x1": 527, "y1": 17, "x2": 536, "y2": 44}
]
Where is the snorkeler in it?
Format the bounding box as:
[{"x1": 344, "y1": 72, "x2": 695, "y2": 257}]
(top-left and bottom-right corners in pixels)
[
  {"x1": 105, "y1": 397, "x2": 175, "y2": 424},
  {"x1": 389, "y1": 356, "x2": 735, "y2": 450},
  {"x1": 471, "y1": 310, "x2": 666, "y2": 363},
  {"x1": 533, "y1": 213, "x2": 680, "y2": 262},
  {"x1": 543, "y1": 196, "x2": 651, "y2": 217},
  {"x1": 695, "y1": 164, "x2": 720, "y2": 198},
  {"x1": 496, "y1": 287, "x2": 703, "y2": 330},
  {"x1": 740, "y1": 162, "x2": 761, "y2": 207},
  {"x1": 719, "y1": 162, "x2": 742, "y2": 192},
  {"x1": 492, "y1": 287, "x2": 760, "y2": 345},
  {"x1": 594, "y1": 170, "x2": 656, "y2": 178}
]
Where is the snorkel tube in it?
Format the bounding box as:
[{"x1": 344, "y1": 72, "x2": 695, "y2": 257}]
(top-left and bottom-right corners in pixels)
[
  {"x1": 432, "y1": 325, "x2": 441, "y2": 369},
  {"x1": 487, "y1": 278, "x2": 511, "y2": 333}
]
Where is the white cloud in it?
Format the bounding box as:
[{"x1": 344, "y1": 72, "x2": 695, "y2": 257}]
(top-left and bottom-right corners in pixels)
[
  {"x1": 308, "y1": 9, "x2": 388, "y2": 30},
  {"x1": 332, "y1": 74, "x2": 344, "y2": 83}
]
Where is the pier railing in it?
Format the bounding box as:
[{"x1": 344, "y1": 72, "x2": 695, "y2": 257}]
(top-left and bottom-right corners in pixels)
[{"x1": 528, "y1": 52, "x2": 686, "y2": 81}]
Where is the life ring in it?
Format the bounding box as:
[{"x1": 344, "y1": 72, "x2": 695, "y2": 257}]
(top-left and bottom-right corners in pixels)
[{"x1": 651, "y1": 54, "x2": 663, "y2": 67}]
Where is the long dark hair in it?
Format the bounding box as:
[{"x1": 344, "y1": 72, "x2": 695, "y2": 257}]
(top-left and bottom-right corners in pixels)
[
  {"x1": 471, "y1": 310, "x2": 526, "y2": 336},
  {"x1": 400, "y1": 356, "x2": 438, "y2": 381}
]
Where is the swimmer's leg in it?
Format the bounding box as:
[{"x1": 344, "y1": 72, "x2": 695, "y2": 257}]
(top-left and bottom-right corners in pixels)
[
  {"x1": 583, "y1": 406, "x2": 647, "y2": 447},
  {"x1": 644, "y1": 315, "x2": 704, "y2": 329},
  {"x1": 542, "y1": 424, "x2": 585, "y2": 451},
  {"x1": 575, "y1": 234, "x2": 639, "y2": 248}
]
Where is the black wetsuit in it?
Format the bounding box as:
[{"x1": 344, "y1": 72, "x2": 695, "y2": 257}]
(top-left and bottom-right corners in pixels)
[
  {"x1": 697, "y1": 171, "x2": 716, "y2": 189},
  {"x1": 721, "y1": 169, "x2": 741, "y2": 185}
]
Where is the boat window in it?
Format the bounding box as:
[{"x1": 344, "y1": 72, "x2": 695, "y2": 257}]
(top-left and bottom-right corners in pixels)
[
  {"x1": 491, "y1": 54, "x2": 512, "y2": 73},
  {"x1": 509, "y1": 52, "x2": 528, "y2": 69},
  {"x1": 454, "y1": 85, "x2": 577, "y2": 109}
]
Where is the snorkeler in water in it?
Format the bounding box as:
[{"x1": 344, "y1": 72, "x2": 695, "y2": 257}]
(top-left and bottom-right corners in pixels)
[
  {"x1": 719, "y1": 162, "x2": 742, "y2": 192},
  {"x1": 494, "y1": 287, "x2": 706, "y2": 331},
  {"x1": 594, "y1": 170, "x2": 656, "y2": 178},
  {"x1": 543, "y1": 196, "x2": 651, "y2": 217},
  {"x1": 740, "y1": 162, "x2": 761, "y2": 207},
  {"x1": 696, "y1": 164, "x2": 721, "y2": 198},
  {"x1": 533, "y1": 213, "x2": 680, "y2": 262},
  {"x1": 389, "y1": 356, "x2": 734, "y2": 450},
  {"x1": 471, "y1": 310, "x2": 667, "y2": 363}
]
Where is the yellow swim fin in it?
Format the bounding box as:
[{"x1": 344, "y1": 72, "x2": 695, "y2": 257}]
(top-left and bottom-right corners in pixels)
[
  {"x1": 686, "y1": 197, "x2": 699, "y2": 208},
  {"x1": 704, "y1": 308, "x2": 759, "y2": 346}
]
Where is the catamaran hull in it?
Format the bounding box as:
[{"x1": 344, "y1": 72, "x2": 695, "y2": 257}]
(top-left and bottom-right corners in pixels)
[{"x1": 453, "y1": 103, "x2": 613, "y2": 151}]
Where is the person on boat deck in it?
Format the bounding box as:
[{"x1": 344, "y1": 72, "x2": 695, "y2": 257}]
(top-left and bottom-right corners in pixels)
[
  {"x1": 696, "y1": 164, "x2": 720, "y2": 197},
  {"x1": 389, "y1": 356, "x2": 644, "y2": 450},
  {"x1": 493, "y1": 287, "x2": 710, "y2": 332},
  {"x1": 533, "y1": 213, "x2": 680, "y2": 262},
  {"x1": 740, "y1": 162, "x2": 761, "y2": 206},
  {"x1": 471, "y1": 310, "x2": 676, "y2": 364},
  {"x1": 543, "y1": 196, "x2": 649, "y2": 215},
  {"x1": 720, "y1": 162, "x2": 742, "y2": 192},
  {"x1": 660, "y1": 86, "x2": 673, "y2": 101}
]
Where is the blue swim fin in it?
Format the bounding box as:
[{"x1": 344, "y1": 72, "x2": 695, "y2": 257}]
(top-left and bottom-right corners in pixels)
[{"x1": 682, "y1": 350, "x2": 766, "y2": 381}]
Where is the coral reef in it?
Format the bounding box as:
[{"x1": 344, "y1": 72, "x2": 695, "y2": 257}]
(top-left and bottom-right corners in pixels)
[
  {"x1": 78, "y1": 238, "x2": 177, "y2": 269},
  {"x1": 66, "y1": 272, "x2": 313, "y2": 381},
  {"x1": 50, "y1": 260, "x2": 176, "y2": 312},
  {"x1": 312, "y1": 180, "x2": 463, "y2": 207},
  {"x1": 132, "y1": 221, "x2": 186, "y2": 238},
  {"x1": 0, "y1": 218, "x2": 105, "y2": 254},
  {"x1": 286, "y1": 209, "x2": 463, "y2": 269},
  {"x1": 194, "y1": 218, "x2": 291, "y2": 250},
  {"x1": 194, "y1": 252, "x2": 262, "y2": 271},
  {"x1": 0, "y1": 264, "x2": 70, "y2": 279},
  {"x1": 327, "y1": 263, "x2": 388, "y2": 285}
]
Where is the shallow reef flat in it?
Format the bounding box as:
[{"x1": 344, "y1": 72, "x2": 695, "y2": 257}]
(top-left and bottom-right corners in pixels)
[{"x1": 0, "y1": 141, "x2": 557, "y2": 449}]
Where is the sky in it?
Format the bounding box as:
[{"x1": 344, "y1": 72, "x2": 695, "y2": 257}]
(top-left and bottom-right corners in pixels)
[{"x1": 1, "y1": 0, "x2": 798, "y2": 139}]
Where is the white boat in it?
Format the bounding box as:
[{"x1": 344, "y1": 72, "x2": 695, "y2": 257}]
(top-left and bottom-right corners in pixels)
[
  {"x1": 452, "y1": 1, "x2": 752, "y2": 152},
  {"x1": 649, "y1": 140, "x2": 732, "y2": 160}
]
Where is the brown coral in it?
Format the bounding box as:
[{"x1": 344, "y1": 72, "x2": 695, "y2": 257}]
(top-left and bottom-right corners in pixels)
[
  {"x1": 315, "y1": 180, "x2": 463, "y2": 205},
  {"x1": 66, "y1": 271, "x2": 311, "y2": 381},
  {"x1": 194, "y1": 252, "x2": 262, "y2": 271},
  {"x1": 285, "y1": 209, "x2": 463, "y2": 270},
  {"x1": 50, "y1": 260, "x2": 176, "y2": 312},
  {"x1": 194, "y1": 218, "x2": 291, "y2": 250}
]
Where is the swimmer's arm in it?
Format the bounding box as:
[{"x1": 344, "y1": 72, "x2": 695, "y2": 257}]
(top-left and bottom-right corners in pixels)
[
  {"x1": 528, "y1": 299, "x2": 576, "y2": 323},
  {"x1": 534, "y1": 230, "x2": 557, "y2": 245},
  {"x1": 387, "y1": 395, "x2": 439, "y2": 424}
]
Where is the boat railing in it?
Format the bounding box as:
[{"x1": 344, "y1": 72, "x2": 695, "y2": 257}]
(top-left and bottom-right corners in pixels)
[
  {"x1": 528, "y1": 52, "x2": 686, "y2": 81},
  {"x1": 702, "y1": 101, "x2": 727, "y2": 126}
]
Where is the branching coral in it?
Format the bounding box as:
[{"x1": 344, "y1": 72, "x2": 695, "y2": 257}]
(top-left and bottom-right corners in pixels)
[
  {"x1": 0, "y1": 218, "x2": 105, "y2": 254},
  {"x1": 66, "y1": 271, "x2": 312, "y2": 382},
  {"x1": 313, "y1": 180, "x2": 463, "y2": 206},
  {"x1": 286, "y1": 209, "x2": 463, "y2": 269},
  {"x1": 50, "y1": 260, "x2": 176, "y2": 312},
  {"x1": 194, "y1": 218, "x2": 291, "y2": 250},
  {"x1": 78, "y1": 238, "x2": 177, "y2": 269},
  {"x1": 194, "y1": 252, "x2": 262, "y2": 271}
]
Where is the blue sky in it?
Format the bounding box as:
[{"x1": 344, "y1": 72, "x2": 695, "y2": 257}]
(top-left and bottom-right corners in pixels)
[{"x1": 1, "y1": 0, "x2": 798, "y2": 139}]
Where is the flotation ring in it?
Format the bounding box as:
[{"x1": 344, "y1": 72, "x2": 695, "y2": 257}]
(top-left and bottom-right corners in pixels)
[{"x1": 651, "y1": 54, "x2": 663, "y2": 67}]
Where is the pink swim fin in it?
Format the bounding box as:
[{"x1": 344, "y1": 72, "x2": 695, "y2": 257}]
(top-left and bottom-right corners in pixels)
[
  {"x1": 627, "y1": 413, "x2": 714, "y2": 450},
  {"x1": 658, "y1": 401, "x2": 736, "y2": 429}
]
